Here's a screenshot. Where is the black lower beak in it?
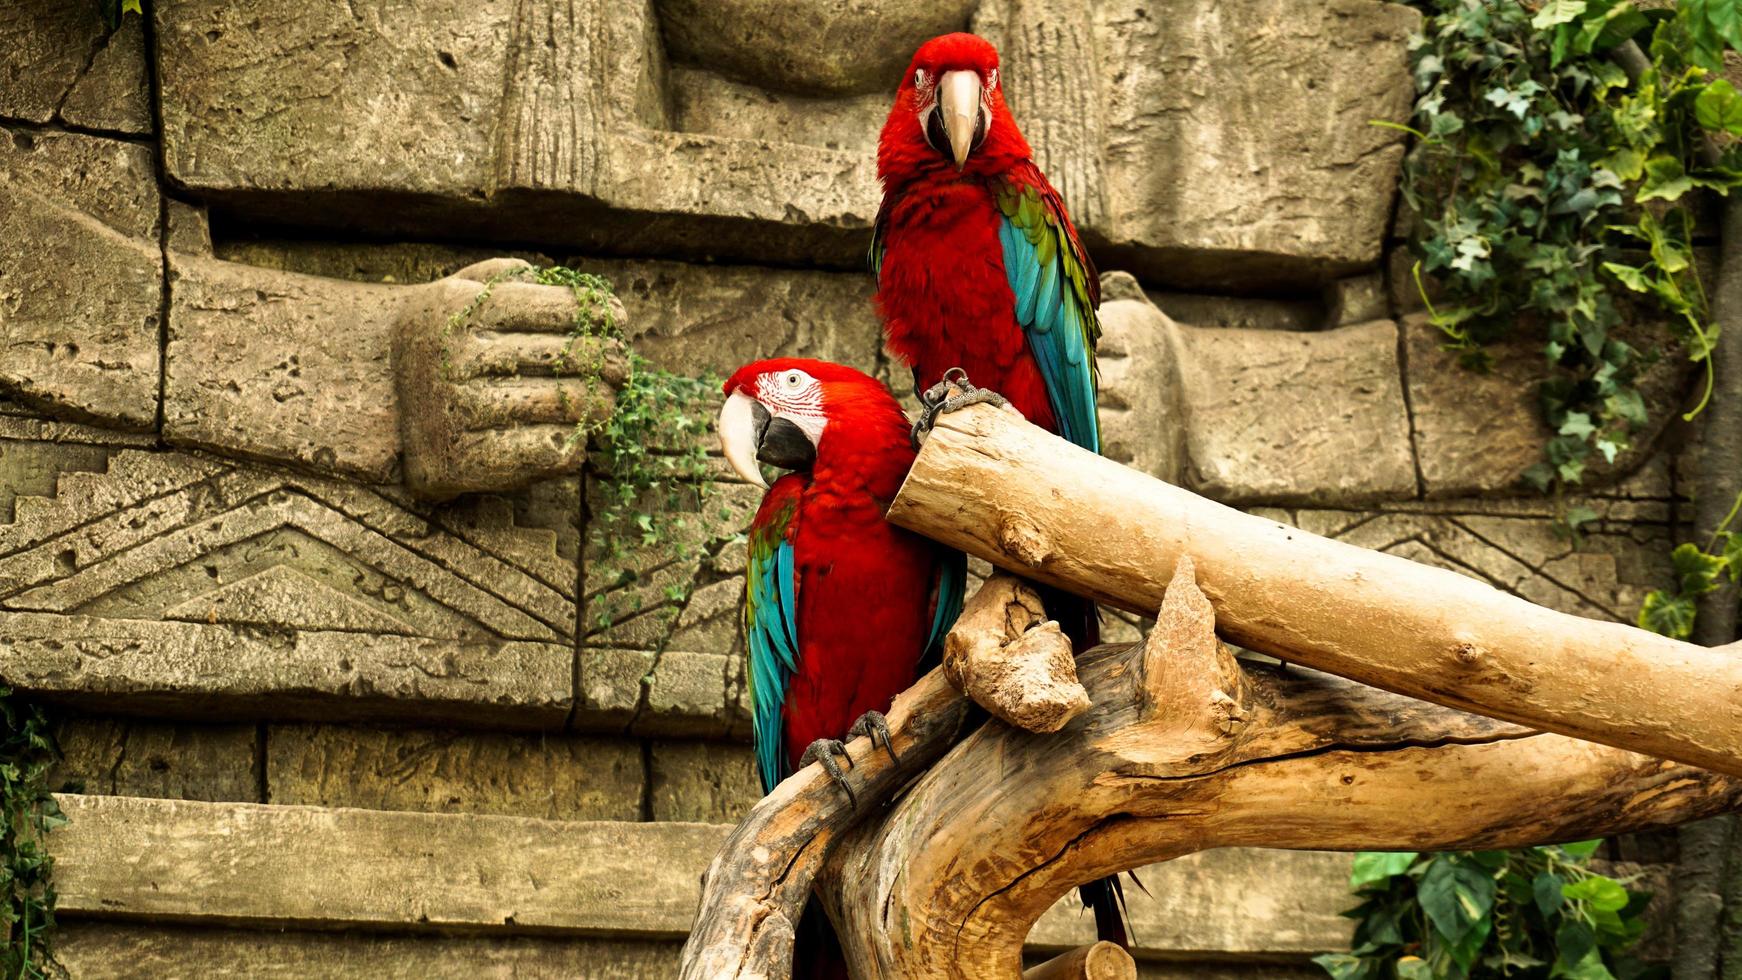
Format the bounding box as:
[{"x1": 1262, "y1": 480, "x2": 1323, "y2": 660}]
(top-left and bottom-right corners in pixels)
[{"x1": 757, "y1": 417, "x2": 816, "y2": 472}]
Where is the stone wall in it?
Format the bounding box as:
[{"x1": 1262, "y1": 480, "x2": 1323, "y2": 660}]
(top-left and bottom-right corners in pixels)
[{"x1": 0, "y1": 0, "x2": 1691, "y2": 976}]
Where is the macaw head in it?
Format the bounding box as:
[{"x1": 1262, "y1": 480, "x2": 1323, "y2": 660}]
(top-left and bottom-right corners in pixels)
[
  {"x1": 879, "y1": 33, "x2": 1029, "y2": 183},
  {"x1": 717, "y1": 358, "x2": 910, "y2": 489}
]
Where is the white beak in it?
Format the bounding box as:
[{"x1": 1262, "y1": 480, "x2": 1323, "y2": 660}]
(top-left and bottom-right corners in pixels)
[
  {"x1": 939, "y1": 70, "x2": 982, "y2": 170},
  {"x1": 717, "y1": 389, "x2": 768, "y2": 488}
]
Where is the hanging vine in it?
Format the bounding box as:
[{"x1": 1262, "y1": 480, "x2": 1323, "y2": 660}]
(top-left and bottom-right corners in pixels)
[{"x1": 1400, "y1": 0, "x2": 1742, "y2": 531}]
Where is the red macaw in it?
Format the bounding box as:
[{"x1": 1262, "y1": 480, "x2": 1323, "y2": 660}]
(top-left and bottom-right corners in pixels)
[
  {"x1": 871, "y1": 31, "x2": 1127, "y2": 946},
  {"x1": 718, "y1": 357, "x2": 965, "y2": 977},
  {"x1": 871, "y1": 31, "x2": 1102, "y2": 651},
  {"x1": 718, "y1": 357, "x2": 964, "y2": 790}
]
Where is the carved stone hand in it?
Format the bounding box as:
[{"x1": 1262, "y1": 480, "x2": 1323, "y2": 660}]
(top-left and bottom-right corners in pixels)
[{"x1": 394, "y1": 259, "x2": 628, "y2": 499}]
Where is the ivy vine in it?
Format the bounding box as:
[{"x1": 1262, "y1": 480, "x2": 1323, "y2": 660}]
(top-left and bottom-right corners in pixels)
[
  {"x1": 1401, "y1": 0, "x2": 1742, "y2": 531},
  {"x1": 527, "y1": 267, "x2": 728, "y2": 630},
  {"x1": 1318, "y1": 846, "x2": 1657, "y2": 980},
  {"x1": 1, "y1": 689, "x2": 63, "y2": 979}
]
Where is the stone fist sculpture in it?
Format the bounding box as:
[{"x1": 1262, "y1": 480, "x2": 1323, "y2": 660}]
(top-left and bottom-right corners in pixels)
[
  {"x1": 0, "y1": 167, "x2": 626, "y2": 499},
  {"x1": 395, "y1": 259, "x2": 627, "y2": 498}
]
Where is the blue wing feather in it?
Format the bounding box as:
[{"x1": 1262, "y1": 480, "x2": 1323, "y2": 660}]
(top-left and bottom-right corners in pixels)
[
  {"x1": 745, "y1": 496, "x2": 802, "y2": 793},
  {"x1": 996, "y1": 177, "x2": 1102, "y2": 454},
  {"x1": 920, "y1": 549, "x2": 967, "y2": 673}
]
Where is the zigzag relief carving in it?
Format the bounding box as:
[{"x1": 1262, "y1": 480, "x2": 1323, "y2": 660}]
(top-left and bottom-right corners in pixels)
[{"x1": 0, "y1": 440, "x2": 578, "y2": 643}]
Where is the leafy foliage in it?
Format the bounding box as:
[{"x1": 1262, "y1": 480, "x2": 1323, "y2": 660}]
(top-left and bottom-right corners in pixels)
[
  {"x1": 1402, "y1": 0, "x2": 1741, "y2": 529},
  {"x1": 0, "y1": 689, "x2": 63, "y2": 978},
  {"x1": 1317, "y1": 846, "x2": 1658, "y2": 979},
  {"x1": 1636, "y1": 491, "x2": 1741, "y2": 638},
  {"x1": 532, "y1": 267, "x2": 728, "y2": 629}
]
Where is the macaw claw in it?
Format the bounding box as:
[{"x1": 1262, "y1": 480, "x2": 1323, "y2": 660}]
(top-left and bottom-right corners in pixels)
[
  {"x1": 911, "y1": 368, "x2": 1016, "y2": 449},
  {"x1": 799, "y1": 738, "x2": 857, "y2": 809},
  {"x1": 848, "y1": 709, "x2": 900, "y2": 768}
]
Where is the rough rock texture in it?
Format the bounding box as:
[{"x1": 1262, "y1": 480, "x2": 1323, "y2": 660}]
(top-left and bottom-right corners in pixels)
[
  {"x1": 1256, "y1": 496, "x2": 1675, "y2": 625},
  {"x1": 1052, "y1": 0, "x2": 1417, "y2": 287},
  {"x1": 1403, "y1": 314, "x2": 1696, "y2": 496},
  {"x1": 46, "y1": 793, "x2": 1362, "y2": 959},
  {"x1": 152, "y1": 0, "x2": 1415, "y2": 285},
  {"x1": 0, "y1": 431, "x2": 585, "y2": 728},
  {"x1": 266, "y1": 724, "x2": 644, "y2": 820},
  {"x1": 1029, "y1": 849, "x2": 1353, "y2": 955},
  {"x1": 0, "y1": 1, "x2": 150, "y2": 131},
  {"x1": 59, "y1": 16, "x2": 153, "y2": 135},
  {"x1": 649, "y1": 741, "x2": 761, "y2": 823},
  {"x1": 153, "y1": 0, "x2": 879, "y2": 266},
  {"x1": 657, "y1": 0, "x2": 978, "y2": 96},
  {"x1": 51, "y1": 794, "x2": 727, "y2": 935},
  {"x1": 52, "y1": 718, "x2": 259, "y2": 802},
  {"x1": 1097, "y1": 287, "x2": 1416, "y2": 504},
  {"x1": 0, "y1": 127, "x2": 162, "y2": 429},
  {"x1": 57, "y1": 924, "x2": 683, "y2": 980}
]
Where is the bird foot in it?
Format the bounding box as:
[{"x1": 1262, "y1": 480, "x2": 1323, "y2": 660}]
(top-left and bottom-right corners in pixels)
[
  {"x1": 911, "y1": 368, "x2": 1016, "y2": 448},
  {"x1": 798, "y1": 738, "x2": 856, "y2": 809},
  {"x1": 848, "y1": 709, "x2": 900, "y2": 768}
]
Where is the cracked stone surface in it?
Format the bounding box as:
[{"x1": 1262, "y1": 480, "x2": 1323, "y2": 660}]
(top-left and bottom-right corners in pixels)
[
  {"x1": 266, "y1": 724, "x2": 644, "y2": 821},
  {"x1": 155, "y1": 0, "x2": 1416, "y2": 284},
  {"x1": 0, "y1": 415, "x2": 584, "y2": 728},
  {"x1": 0, "y1": 126, "x2": 162, "y2": 429},
  {"x1": 52, "y1": 717, "x2": 258, "y2": 802},
  {"x1": 1, "y1": 1, "x2": 149, "y2": 130}
]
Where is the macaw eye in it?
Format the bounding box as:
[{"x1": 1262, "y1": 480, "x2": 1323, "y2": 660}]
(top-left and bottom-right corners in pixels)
[
  {"x1": 782, "y1": 371, "x2": 804, "y2": 389},
  {"x1": 914, "y1": 69, "x2": 927, "y2": 88}
]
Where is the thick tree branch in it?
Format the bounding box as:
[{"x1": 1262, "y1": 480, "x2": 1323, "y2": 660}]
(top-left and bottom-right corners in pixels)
[
  {"x1": 817, "y1": 563, "x2": 1742, "y2": 978},
  {"x1": 679, "y1": 670, "x2": 973, "y2": 980},
  {"x1": 887, "y1": 402, "x2": 1742, "y2": 778}
]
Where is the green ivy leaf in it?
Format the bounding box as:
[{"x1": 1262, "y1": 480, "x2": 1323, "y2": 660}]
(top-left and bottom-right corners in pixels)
[
  {"x1": 1638, "y1": 155, "x2": 1695, "y2": 202},
  {"x1": 1564, "y1": 875, "x2": 1631, "y2": 912},
  {"x1": 1533, "y1": 0, "x2": 1589, "y2": 29},
  {"x1": 1637, "y1": 589, "x2": 1697, "y2": 638},
  {"x1": 1723, "y1": 532, "x2": 1742, "y2": 582},
  {"x1": 1535, "y1": 871, "x2": 1568, "y2": 916},
  {"x1": 1394, "y1": 957, "x2": 1435, "y2": 980},
  {"x1": 1696, "y1": 79, "x2": 1742, "y2": 134},
  {"x1": 1672, "y1": 541, "x2": 1727, "y2": 595},
  {"x1": 1351, "y1": 851, "x2": 1419, "y2": 890},
  {"x1": 1418, "y1": 857, "x2": 1497, "y2": 945}
]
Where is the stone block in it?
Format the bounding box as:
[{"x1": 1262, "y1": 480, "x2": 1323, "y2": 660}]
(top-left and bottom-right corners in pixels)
[
  {"x1": 51, "y1": 794, "x2": 727, "y2": 936},
  {"x1": 1029, "y1": 849, "x2": 1353, "y2": 956},
  {"x1": 52, "y1": 716, "x2": 258, "y2": 802},
  {"x1": 1281, "y1": 503, "x2": 1673, "y2": 624},
  {"x1": 0, "y1": 1, "x2": 147, "y2": 130},
  {"x1": 156, "y1": 0, "x2": 1416, "y2": 286},
  {"x1": 60, "y1": 16, "x2": 153, "y2": 135},
  {"x1": 0, "y1": 126, "x2": 161, "y2": 429},
  {"x1": 267, "y1": 724, "x2": 643, "y2": 821},
  {"x1": 1098, "y1": 289, "x2": 1416, "y2": 505},
  {"x1": 649, "y1": 740, "x2": 760, "y2": 823},
  {"x1": 0, "y1": 613, "x2": 572, "y2": 729},
  {"x1": 57, "y1": 924, "x2": 682, "y2": 980}
]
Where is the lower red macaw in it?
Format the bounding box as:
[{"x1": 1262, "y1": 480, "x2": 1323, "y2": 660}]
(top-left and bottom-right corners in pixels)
[{"x1": 718, "y1": 357, "x2": 965, "y2": 977}]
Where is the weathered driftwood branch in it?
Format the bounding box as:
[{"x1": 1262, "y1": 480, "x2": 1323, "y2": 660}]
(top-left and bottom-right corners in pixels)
[
  {"x1": 816, "y1": 560, "x2": 1742, "y2": 978},
  {"x1": 944, "y1": 571, "x2": 1089, "y2": 733},
  {"x1": 681, "y1": 571, "x2": 1088, "y2": 977},
  {"x1": 679, "y1": 668, "x2": 973, "y2": 980},
  {"x1": 1021, "y1": 941, "x2": 1135, "y2": 980},
  {"x1": 888, "y1": 402, "x2": 1742, "y2": 778}
]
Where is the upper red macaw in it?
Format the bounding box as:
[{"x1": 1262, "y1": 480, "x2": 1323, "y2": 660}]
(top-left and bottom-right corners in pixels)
[
  {"x1": 871, "y1": 31, "x2": 1103, "y2": 651},
  {"x1": 717, "y1": 358, "x2": 964, "y2": 793},
  {"x1": 871, "y1": 32, "x2": 1126, "y2": 946},
  {"x1": 718, "y1": 357, "x2": 965, "y2": 979}
]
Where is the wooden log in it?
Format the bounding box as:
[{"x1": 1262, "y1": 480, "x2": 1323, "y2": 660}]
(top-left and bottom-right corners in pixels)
[
  {"x1": 1022, "y1": 942, "x2": 1136, "y2": 980},
  {"x1": 678, "y1": 669, "x2": 973, "y2": 980},
  {"x1": 943, "y1": 571, "x2": 1089, "y2": 733},
  {"x1": 819, "y1": 561, "x2": 1742, "y2": 978},
  {"x1": 888, "y1": 402, "x2": 1742, "y2": 778}
]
